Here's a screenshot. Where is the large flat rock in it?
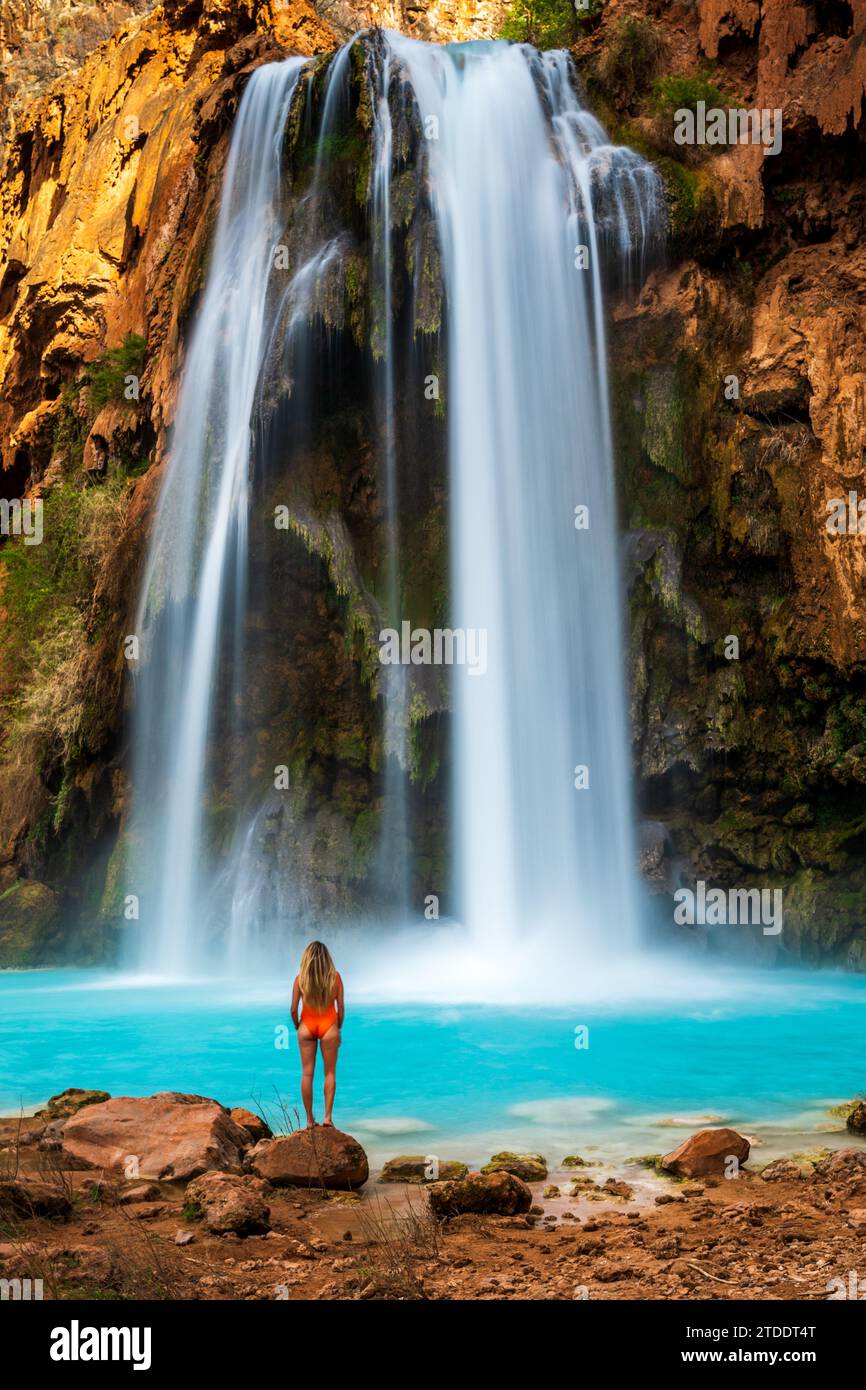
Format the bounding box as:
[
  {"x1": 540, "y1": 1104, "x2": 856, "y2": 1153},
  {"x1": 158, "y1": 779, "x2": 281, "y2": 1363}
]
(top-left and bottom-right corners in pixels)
[{"x1": 61, "y1": 1092, "x2": 250, "y2": 1182}]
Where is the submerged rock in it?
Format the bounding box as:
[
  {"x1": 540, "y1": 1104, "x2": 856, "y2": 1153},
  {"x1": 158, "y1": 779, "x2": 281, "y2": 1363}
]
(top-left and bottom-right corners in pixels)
[
  {"x1": 661, "y1": 1127, "x2": 750, "y2": 1178},
  {"x1": 481, "y1": 1151, "x2": 547, "y2": 1182},
  {"x1": 186, "y1": 1171, "x2": 271, "y2": 1236},
  {"x1": 428, "y1": 1170, "x2": 532, "y2": 1218},
  {"x1": 248, "y1": 1128, "x2": 369, "y2": 1191},
  {"x1": 60, "y1": 1092, "x2": 250, "y2": 1181},
  {"x1": 379, "y1": 1155, "x2": 468, "y2": 1184}
]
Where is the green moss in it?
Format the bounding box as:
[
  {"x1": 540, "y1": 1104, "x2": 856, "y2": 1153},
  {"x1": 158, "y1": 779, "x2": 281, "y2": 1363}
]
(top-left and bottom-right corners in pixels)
[
  {"x1": 351, "y1": 807, "x2": 380, "y2": 877},
  {"x1": 654, "y1": 156, "x2": 718, "y2": 244}
]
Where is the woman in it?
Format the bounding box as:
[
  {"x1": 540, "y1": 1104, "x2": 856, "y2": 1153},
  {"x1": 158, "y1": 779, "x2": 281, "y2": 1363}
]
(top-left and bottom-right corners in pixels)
[{"x1": 290, "y1": 941, "x2": 344, "y2": 1129}]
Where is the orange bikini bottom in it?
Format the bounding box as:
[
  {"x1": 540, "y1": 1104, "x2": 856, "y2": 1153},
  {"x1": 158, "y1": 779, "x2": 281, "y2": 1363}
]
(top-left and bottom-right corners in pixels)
[{"x1": 300, "y1": 1005, "x2": 338, "y2": 1040}]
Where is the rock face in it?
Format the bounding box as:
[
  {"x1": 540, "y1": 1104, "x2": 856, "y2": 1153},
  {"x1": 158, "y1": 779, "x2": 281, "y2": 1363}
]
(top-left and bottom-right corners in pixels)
[
  {"x1": 1, "y1": 0, "x2": 866, "y2": 970},
  {"x1": 186, "y1": 1170, "x2": 271, "y2": 1235},
  {"x1": 60, "y1": 1092, "x2": 251, "y2": 1180},
  {"x1": 379, "y1": 1155, "x2": 468, "y2": 1183},
  {"x1": 661, "y1": 1128, "x2": 751, "y2": 1178},
  {"x1": 248, "y1": 1128, "x2": 369, "y2": 1190},
  {"x1": 481, "y1": 1151, "x2": 547, "y2": 1181},
  {"x1": 428, "y1": 1170, "x2": 532, "y2": 1218}
]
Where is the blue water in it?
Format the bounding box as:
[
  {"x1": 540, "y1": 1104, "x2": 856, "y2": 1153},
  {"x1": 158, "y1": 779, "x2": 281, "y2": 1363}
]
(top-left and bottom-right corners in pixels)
[{"x1": 2, "y1": 968, "x2": 864, "y2": 1167}]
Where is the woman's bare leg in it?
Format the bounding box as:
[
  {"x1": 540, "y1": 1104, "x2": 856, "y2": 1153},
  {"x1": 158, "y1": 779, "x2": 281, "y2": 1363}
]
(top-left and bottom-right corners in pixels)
[
  {"x1": 297, "y1": 1024, "x2": 318, "y2": 1127},
  {"x1": 320, "y1": 1027, "x2": 341, "y2": 1126}
]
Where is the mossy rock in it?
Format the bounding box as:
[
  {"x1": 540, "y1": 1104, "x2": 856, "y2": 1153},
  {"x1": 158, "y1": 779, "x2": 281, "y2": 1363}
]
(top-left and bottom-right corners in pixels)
[
  {"x1": 562, "y1": 1154, "x2": 592, "y2": 1167},
  {"x1": 379, "y1": 1155, "x2": 468, "y2": 1184},
  {"x1": 35, "y1": 1088, "x2": 111, "y2": 1121},
  {"x1": 481, "y1": 1151, "x2": 547, "y2": 1181},
  {"x1": 0, "y1": 880, "x2": 63, "y2": 966},
  {"x1": 846, "y1": 1100, "x2": 866, "y2": 1134}
]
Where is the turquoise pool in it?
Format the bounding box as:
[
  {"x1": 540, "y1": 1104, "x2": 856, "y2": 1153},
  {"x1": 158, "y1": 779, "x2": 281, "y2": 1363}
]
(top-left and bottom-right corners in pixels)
[{"x1": 1, "y1": 967, "x2": 864, "y2": 1167}]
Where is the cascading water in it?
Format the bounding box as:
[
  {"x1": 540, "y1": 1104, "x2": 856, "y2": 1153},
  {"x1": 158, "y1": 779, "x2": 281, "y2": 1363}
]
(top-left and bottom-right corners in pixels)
[
  {"x1": 131, "y1": 59, "x2": 308, "y2": 974},
  {"x1": 386, "y1": 34, "x2": 664, "y2": 967},
  {"x1": 129, "y1": 31, "x2": 663, "y2": 989}
]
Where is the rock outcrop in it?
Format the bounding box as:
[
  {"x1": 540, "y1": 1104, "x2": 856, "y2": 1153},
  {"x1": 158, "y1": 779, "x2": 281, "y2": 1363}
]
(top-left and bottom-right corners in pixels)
[
  {"x1": 60, "y1": 1091, "x2": 251, "y2": 1179},
  {"x1": 248, "y1": 1127, "x2": 369, "y2": 1190}
]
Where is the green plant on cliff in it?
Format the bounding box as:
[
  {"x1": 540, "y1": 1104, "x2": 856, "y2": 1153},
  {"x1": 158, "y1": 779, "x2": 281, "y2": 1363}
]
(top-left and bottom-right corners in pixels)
[
  {"x1": 596, "y1": 16, "x2": 661, "y2": 105},
  {"x1": 652, "y1": 71, "x2": 731, "y2": 121},
  {"x1": 88, "y1": 333, "x2": 147, "y2": 411},
  {"x1": 499, "y1": 0, "x2": 600, "y2": 49}
]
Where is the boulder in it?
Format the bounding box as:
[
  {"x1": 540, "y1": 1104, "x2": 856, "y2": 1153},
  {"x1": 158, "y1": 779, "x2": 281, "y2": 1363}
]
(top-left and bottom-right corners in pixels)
[
  {"x1": 35, "y1": 1088, "x2": 110, "y2": 1121},
  {"x1": 760, "y1": 1158, "x2": 804, "y2": 1183},
  {"x1": 428, "y1": 1170, "x2": 532, "y2": 1218},
  {"x1": 61, "y1": 1093, "x2": 249, "y2": 1182},
  {"x1": 846, "y1": 1101, "x2": 866, "y2": 1134},
  {"x1": 0, "y1": 1178, "x2": 73, "y2": 1220},
  {"x1": 118, "y1": 1182, "x2": 162, "y2": 1205},
  {"x1": 379, "y1": 1155, "x2": 468, "y2": 1184},
  {"x1": 248, "y1": 1128, "x2": 369, "y2": 1191},
  {"x1": 229, "y1": 1108, "x2": 272, "y2": 1143},
  {"x1": 812, "y1": 1148, "x2": 866, "y2": 1183},
  {"x1": 186, "y1": 1171, "x2": 270, "y2": 1236},
  {"x1": 481, "y1": 1151, "x2": 547, "y2": 1182},
  {"x1": 661, "y1": 1127, "x2": 750, "y2": 1178}
]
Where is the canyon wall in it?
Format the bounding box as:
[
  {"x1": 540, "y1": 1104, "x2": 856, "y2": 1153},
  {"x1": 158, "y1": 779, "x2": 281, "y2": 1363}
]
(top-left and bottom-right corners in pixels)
[{"x1": 1, "y1": 0, "x2": 865, "y2": 966}]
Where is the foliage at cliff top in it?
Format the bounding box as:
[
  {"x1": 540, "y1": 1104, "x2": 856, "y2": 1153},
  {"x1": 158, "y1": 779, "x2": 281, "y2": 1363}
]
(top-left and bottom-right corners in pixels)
[{"x1": 498, "y1": 0, "x2": 601, "y2": 50}]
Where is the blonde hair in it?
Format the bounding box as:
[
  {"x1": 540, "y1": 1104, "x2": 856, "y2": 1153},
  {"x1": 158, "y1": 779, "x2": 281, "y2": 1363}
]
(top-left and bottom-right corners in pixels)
[{"x1": 298, "y1": 941, "x2": 337, "y2": 1011}]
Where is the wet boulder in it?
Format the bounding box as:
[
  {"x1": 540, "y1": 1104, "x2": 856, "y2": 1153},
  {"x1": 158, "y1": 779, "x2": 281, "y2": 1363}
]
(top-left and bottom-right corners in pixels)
[
  {"x1": 661, "y1": 1127, "x2": 750, "y2": 1178},
  {"x1": 379, "y1": 1155, "x2": 468, "y2": 1184},
  {"x1": 481, "y1": 1151, "x2": 547, "y2": 1182}
]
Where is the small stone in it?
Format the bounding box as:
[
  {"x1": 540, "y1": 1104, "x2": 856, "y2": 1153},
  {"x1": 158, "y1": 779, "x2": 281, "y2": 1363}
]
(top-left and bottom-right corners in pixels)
[{"x1": 175, "y1": 1230, "x2": 195, "y2": 1245}]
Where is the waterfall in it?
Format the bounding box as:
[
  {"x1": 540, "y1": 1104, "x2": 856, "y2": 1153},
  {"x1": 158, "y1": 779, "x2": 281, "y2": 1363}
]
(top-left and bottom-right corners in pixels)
[
  {"x1": 130, "y1": 59, "x2": 309, "y2": 974},
  {"x1": 385, "y1": 34, "x2": 663, "y2": 964},
  {"x1": 128, "y1": 31, "x2": 663, "y2": 986}
]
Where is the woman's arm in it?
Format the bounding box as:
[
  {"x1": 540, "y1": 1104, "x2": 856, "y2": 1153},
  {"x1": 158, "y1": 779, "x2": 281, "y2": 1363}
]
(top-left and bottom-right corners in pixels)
[
  {"x1": 336, "y1": 973, "x2": 345, "y2": 1028},
  {"x1": 290, "y1": 976, "x2": 301, "y2": 1030}
]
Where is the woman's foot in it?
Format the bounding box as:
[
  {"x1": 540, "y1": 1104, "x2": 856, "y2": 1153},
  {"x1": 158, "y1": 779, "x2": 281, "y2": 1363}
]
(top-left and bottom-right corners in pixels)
[
  {"x1": 322, "y1": 1118, "x2": 334, "y2": 1127},
  {"x1": 305, "y1": 1117, "x2": 317, "y2": 1129}
]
